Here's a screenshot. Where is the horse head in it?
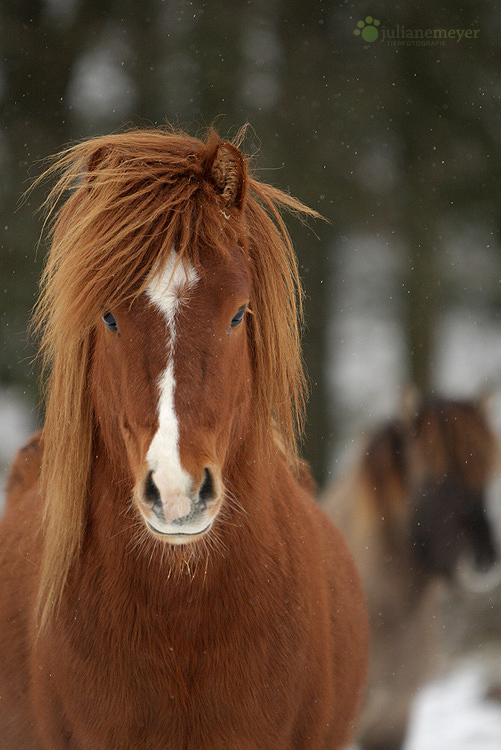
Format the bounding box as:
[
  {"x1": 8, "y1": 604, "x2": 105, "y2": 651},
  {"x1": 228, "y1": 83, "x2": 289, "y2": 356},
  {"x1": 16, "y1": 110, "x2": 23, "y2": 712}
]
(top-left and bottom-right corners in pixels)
[
  {"x1": 93, "y1": 232, "x2": 253, "y2": 543},
  {"x1": 34, "y1": 128, "x2": 311, "y2": 615}
]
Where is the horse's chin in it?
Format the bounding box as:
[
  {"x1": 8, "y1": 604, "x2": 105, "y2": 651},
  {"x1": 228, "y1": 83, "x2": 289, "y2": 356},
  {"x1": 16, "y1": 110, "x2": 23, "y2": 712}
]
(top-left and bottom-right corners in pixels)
[
  {"x1": 455, "y1": 555, "x2": 501, "y2": 594},
  {"x1": 145, "y1": 518, "x2": 213, "y2": 545}
]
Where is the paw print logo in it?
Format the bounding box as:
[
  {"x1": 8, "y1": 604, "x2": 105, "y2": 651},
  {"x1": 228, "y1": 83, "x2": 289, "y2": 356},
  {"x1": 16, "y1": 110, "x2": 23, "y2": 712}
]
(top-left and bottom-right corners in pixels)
[{"x1": 354, "y1": 16, "x2": 380, "y2": 42}]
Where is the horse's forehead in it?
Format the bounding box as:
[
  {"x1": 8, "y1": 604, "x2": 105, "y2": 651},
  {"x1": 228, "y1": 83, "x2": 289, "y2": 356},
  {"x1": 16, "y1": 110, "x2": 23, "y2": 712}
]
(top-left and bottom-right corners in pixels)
[
  {"x1": 146, "y1": 252, "x2": 199, "y2": 320},
  {"x1": 202, "y1": 249, "x2": 251, "y2": 296},
  {"x1": 147, "y1": 248, "x2": 251, "y2": 318}
]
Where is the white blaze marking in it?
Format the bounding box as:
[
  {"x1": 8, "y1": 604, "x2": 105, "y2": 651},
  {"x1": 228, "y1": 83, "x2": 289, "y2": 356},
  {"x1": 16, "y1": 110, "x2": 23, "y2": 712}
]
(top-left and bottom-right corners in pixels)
[{"x1": 146, "y1": 252, "x2": 198, "y2": 521}]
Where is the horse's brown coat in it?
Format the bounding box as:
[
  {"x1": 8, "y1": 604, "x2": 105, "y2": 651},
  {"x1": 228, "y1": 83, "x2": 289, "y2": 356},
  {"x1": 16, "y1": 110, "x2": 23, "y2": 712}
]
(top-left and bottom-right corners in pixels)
[{"x1": 0, "y1": 128, "x2": 368, "y2": 749}]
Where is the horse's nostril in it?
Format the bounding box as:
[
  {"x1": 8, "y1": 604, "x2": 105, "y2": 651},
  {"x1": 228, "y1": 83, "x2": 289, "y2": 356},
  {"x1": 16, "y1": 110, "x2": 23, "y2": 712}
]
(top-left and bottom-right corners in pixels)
[
  {"x1": 198, "y1": 468, "x2": 215, "y2": 506},
  {"x1": 145, "y1": 470, "x2": 161, "y2": 506}
]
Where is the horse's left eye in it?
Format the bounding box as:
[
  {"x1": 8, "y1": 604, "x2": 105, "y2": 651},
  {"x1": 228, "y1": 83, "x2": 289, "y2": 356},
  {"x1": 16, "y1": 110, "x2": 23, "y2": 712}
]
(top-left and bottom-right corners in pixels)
[
  {"x1": 230, "y1": 306, "x2": 246, "y2": 328},
  {"x1": 102, "y1": 312, "x2": 118, "y2": 332}
]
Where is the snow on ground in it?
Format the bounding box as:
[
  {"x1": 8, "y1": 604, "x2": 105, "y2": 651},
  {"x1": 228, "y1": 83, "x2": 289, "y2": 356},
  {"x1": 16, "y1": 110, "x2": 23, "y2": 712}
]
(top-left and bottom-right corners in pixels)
[{"x1": 405, "y1": 659, "x2": 501, "y2": 750}]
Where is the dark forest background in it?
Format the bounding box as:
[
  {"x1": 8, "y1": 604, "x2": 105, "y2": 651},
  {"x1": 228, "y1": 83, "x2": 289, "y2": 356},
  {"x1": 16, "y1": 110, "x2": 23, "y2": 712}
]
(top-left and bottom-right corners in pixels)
[{"x1": 1, "y1": 0, "x2": 500, "y2": 484}]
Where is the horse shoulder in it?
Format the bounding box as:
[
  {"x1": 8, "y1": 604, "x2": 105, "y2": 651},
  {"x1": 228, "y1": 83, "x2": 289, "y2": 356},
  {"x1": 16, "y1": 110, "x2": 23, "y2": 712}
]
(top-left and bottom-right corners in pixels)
[
  {"x1": 1, "y1": 430, "x2": 43, "y2": 570},
  {"x1": 321, "y1": 475, "x2": 354, "y2": 542},
  {"x1": 5, "y1": 431, "x2": 43, "y2": 511},
  {"x1": 0, "y1": 432, "x2": 44, "y2": 749},
  {"x1": 301, "y1": 486, "x2": 369, "y2": 639},
  {"x1": 274, "y1": 473, "x2": 369, "y2": 749},
  {"x1": 322, "y1": 467, "x2": 393, "y2": 607}
]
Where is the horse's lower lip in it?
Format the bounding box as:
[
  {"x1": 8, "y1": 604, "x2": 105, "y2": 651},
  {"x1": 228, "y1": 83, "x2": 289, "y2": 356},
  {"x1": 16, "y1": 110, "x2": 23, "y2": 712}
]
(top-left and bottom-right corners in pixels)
[{"x1": 146, "y1": 521, "x2": 211, "y2": 537}]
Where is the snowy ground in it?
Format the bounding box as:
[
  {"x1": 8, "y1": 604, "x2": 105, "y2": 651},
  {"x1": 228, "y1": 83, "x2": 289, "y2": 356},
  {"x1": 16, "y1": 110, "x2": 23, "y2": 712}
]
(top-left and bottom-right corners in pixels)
[{"x1": 405, "y1": 659, "x2": 501, "y2": 750}]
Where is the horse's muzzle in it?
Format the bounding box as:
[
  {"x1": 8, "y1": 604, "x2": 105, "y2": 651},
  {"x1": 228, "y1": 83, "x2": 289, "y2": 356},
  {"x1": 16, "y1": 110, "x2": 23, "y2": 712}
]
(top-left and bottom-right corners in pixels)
[{"x1": 139, "y1": 466, "x2": 221, "y2": 542}]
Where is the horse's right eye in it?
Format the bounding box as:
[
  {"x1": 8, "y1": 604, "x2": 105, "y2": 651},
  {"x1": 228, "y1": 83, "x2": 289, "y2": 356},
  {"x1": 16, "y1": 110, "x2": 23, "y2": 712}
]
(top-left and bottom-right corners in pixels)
[
  {"x1": 230, "y1": 306, "x2": 247, "y2": 329},
  {"x1": 102, "y1": 312, "x2": 118, "y2": 332}
]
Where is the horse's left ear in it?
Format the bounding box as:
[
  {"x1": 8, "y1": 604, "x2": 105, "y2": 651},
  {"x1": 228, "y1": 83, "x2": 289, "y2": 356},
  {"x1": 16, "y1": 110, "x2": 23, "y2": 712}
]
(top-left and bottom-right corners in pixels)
[{"x1": 209, "y1": 142, "x2": 247, "y2": 209}]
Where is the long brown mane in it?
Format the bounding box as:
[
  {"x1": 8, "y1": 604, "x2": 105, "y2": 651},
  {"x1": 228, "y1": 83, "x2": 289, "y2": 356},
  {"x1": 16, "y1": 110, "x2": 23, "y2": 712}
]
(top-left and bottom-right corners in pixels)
[{"x1": 32, "y1": 127, "x2": 318, "y2": 626}]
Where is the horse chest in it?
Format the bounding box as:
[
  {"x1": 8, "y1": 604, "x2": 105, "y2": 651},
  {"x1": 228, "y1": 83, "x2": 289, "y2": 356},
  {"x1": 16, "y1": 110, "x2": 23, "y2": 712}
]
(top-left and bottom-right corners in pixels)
[{"x1": 35, "y1": 569, "x2": 310, "y2": 749}]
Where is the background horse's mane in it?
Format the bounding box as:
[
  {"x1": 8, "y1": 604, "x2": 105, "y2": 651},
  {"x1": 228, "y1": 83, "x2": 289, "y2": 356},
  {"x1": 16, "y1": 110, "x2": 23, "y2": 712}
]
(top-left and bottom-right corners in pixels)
[
  {"x1": 410, "y1": 396, "x2": 495, "y2": 489},
  {"x1": 360, "y1": 395, "x2": 495, "y2": 518},
  {"x1": 32, "y1": 126, "x2": 318, "y2": 627}
]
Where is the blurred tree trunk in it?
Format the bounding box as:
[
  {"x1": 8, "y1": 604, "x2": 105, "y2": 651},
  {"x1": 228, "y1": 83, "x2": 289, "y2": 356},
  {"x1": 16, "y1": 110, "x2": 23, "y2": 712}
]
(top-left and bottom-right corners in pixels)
[
  {"x1": 396, "y1": 34, "x2": 448, "y2": 393},
  {"x1": 0, "y1": 0, "x2": 110, "y2": 392},
  {"x1": 274, "y1": 3, "x2": 334, "y2": 486},
  {"x1": 405, "y1": 216, "x2": 440, "y2": 391},
  {"x1": 0, "y1": 0, "x2": 73, "y2": 392}
]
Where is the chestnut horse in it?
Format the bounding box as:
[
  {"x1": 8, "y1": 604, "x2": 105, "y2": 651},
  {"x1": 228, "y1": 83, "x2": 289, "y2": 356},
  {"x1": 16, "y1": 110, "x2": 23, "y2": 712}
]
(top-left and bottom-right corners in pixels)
[
  {"x1": 323, "y1": 393, "x2": 499, "y2": 750},
  {"x1": 0, "y1": 129, "x2": 368, "y2": 750}
]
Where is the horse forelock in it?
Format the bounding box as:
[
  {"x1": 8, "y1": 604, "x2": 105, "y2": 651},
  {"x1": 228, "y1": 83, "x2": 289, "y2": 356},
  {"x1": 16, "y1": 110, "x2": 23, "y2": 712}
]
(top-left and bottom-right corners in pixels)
[{"x1": 33, "y1": 126, "x2": 316, "y2": 628}]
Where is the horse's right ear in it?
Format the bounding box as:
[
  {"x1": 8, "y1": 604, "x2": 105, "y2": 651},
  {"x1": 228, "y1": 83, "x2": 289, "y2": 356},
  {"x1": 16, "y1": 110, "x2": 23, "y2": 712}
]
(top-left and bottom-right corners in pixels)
[{"x1": 208, "y1": 141, "x2": 247, "y2": 210}]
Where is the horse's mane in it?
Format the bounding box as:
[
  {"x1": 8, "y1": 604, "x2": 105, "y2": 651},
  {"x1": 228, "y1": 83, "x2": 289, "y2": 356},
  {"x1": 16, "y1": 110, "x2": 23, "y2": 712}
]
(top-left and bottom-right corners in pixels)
[{"x1": 32, "y1": 126, "x2": 318, "y2": 628}]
